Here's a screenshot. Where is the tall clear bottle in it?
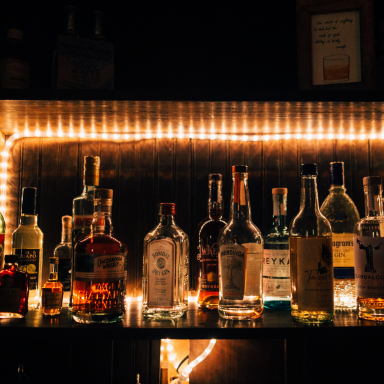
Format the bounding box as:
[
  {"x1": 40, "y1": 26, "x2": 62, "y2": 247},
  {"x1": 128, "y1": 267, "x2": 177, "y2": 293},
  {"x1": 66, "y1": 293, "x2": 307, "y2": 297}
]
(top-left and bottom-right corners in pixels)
[
  {"x1": 263, "y1": 188, "x2": 290, "y2": 310},
  {"x1": 217, "y1": 165, "x2": 263, "y2": 320},
  {"x1": 0, "y1": 208, "x2": 5, "y2": 269},
  {"x1": 354, "y1": 176, "x2": 384, "y2": 321},
  {"x1": 142, "y1": 203, "x2": 189, "y2": 319},
  {"x1": 289, "y1": 164, "x2": 333, "y2": 323},
  {"x1": 320, "y1": 162, "x2": 360, "y2": 311},
  {"x1": 12, "y1": 187, "x2": 44, "y2": 310}
]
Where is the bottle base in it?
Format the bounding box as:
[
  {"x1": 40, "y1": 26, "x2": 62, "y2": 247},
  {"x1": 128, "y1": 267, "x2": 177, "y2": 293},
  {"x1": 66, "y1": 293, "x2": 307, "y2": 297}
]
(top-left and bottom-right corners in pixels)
[
  {"x1": 357, "y1": 298, "x2": 384, "y2": 321},
  {"x1": 142, "y1": 307, "x2": 187, "y2": 320},
  {"x1": 198, "y1": 294, "x2": 219, "y2": 310},
  {"x1": 264, "y1": 300, "x2": 291, "y2": 310},
  {"x1": 0, "y1": 312, "x2": 25, "y2": 319},
  {"x1": 291, "y1": 308, "x2": 333, "y2": 323},
  {"x1": 218, "y1": 304, "x2": 263, "y2": 320},
  {"x1": 72, "y1": 311, "x2": 124, "y2": 324}
]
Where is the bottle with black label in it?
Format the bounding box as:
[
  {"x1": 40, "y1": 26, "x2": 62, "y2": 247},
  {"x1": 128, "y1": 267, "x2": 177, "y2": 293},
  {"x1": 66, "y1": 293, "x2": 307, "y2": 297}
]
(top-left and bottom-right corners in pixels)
[{"x1": 12, "y1": 187, "x2": 44, "y2": 310}]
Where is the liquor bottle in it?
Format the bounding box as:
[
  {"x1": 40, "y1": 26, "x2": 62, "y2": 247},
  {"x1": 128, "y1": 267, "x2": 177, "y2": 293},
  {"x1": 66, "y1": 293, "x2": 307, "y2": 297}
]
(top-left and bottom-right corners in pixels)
[
  {"x1": 12, "y1": 187, "x2": 44, "y2": 310},
  {"x1": 0, "y1": 28, "x2": 30, "y2": 89},
  {"x1": 320, "y1": 162, "x2": 360, "y2": 311},
  {"x1": 54, "y1": 215, "x2": 72, "y2": 307},
  {"x1": 41, "y1": 257, "x2": 63, "y2": 316},
  {"x1": 354, "y1": 176, "x2": 384, "y2": 321},
  {"x1": 0, "y1": 255, "x2": 29, "y2": 318},
  {"x1": 72, "y1": 189, "x2": 127, "y2": 323},
  {"x1": 263, "y1": 188, "x2": 290, "y2": 310},
  {"x1": 142, "y1": 203, "x2": 189, "y2": 319},
  {"x1": 289, "y1": 164, "x2": 333, "y2": 323},
  {"x1": 0, "y1": 209, "x2": 5, "y2": 269},
  {"x1": 217, "y1": 165, "x2": 264, "y2": 320},
  {"x1": 196, "y1": 174, "x2": 226, "y2": 309}
]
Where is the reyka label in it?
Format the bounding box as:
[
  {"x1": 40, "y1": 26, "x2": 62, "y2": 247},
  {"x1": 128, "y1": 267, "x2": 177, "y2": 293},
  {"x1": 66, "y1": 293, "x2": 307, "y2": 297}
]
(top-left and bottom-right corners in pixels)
[
  {"x1": 0, "y1": 287, "x2": 21, "y2": 312},
  {"x1": 333, "y1": 233, "x2": 355, "y2": 279},
  {"x1": 197, "y1": 242, "x2": 219, "y2": 292},
  {"x1": 148, "y1": 239, "x2": 174, "y2": 308},
  {"x1": 354, "y1": 236, "x2": 384, "y2": 298},
  {"x1": 13, "y1": 249, "x2": 40, "y2": 290},
  {"x1": 42, "y1": 291, "x2": 63, "y2": 310},
  {"x1": 73, "y1": 215, "x2": 94, "y2": 231},
  {"x1": 263, "y1": 248, "x2": 290, "y2": 296},
  {"x1": 296, "y1": 238, "x2": 333, "y2": 311}
]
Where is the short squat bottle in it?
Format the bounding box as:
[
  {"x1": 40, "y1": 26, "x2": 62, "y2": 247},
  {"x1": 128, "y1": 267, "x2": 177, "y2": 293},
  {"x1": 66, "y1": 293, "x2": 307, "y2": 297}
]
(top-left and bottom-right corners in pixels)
[
  {"x1": 218, "y1": 165, "x2": 264, "y2": 320},
  {"x1": 263, "y1": 188, "x2": 290, "y2": 310},
  {"x1": 142, "y1": 203, "x2": 189, "y2": 319},
  {"x1": 320, "y1": 162, "x2": 360, "y2": 311},
  {"x1": 41, "y1": 257, "x2": 63, "y2": 316},
  {"x1": 354, "y1": 176, "x2": 384, "y2": 321},
  {"x1": 290, "y1": 164, "x2": 333, "y2": 323}
]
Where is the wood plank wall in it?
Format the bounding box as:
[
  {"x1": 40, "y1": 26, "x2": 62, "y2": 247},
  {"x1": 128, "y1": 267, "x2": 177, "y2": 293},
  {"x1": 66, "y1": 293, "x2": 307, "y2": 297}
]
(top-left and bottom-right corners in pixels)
[{"x1": 5, "y1": 137, "x2": 383, "y2": 293}]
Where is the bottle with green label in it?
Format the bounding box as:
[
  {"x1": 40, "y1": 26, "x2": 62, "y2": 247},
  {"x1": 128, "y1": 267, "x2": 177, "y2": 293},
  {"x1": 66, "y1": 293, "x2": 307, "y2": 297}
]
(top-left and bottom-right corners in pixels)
[{"x1": 12, "y1": 187, "x2": 44, "y2": 310}]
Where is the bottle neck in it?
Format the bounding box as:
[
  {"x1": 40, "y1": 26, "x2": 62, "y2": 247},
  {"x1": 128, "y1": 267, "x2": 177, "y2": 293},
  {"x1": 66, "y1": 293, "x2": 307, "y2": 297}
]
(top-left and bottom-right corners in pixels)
[
  {"x1": 83, "y1": 167, "x2": 99, "y2": 192},
  {"x1": 61, "y1": 227, "x2": 72, "y2": 243},
  {"x1": 20, "y1": 213, "x2": 38, "y2": 226},
  {"x1": 92, "y1": 204, "x2": 113, "y2": 235},
  {"x1": 208, "y1": 179, "x2": 223, "y2": 220},
  {"x1": 300, "y1": 176, "x2": 320, "y2": 212},
  {"x1": 49, "y1": 263, "x2": 58, "y2": 282},
  {"x1": 229, "y1": 172, "x2": 251, "y2": 221},
  {"x1": 272, "y1": 194, "x2": 287, "y2": 230},
  {"x1": 364, "y1": 184, "x2": 383, "y2": 217},
  {"x1": 159, "y1": 214, "x2": 176, "y2": 226}
]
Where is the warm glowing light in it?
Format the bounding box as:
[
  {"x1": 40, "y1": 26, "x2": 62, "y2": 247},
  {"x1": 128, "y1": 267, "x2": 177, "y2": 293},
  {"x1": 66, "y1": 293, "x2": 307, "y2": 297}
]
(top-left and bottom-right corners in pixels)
[
  {"x1": 168, "y1": 132, "x2": 174, "y2": 139},
  {"x1": 200, "y1": 133, "x2": 206, "y2": 140},
  {"x1": 370, "y1": 133, "x2": 377, "y2": 140},
  {"x1": 124, "y1": 134, "x2": 130, "y2": 140},
  {"x1": 160, "y1": 346, "x2": 164, "y2": 352},
  {"x1": 169, "y1": 354, "x2": 176, "y2": 362},
  {"x1": 306, "y1": 134, "x2": 313, "y2": 140},
  {"x1": 231, "y1": 135, "x2": 238, "y2": 141},
  {"x1": 178, "y1": 133, "x2": 185, "y2": 139},
  {"x1": 296, "y1": 133, "x2": 302, "y2": 140},
  {"x1": 264, "y1": 135, "x2": 270, "y2": 141},
  {"x1": 167, "y1": 344, "x2": 174, "y2": 352},
  {"x1": 253, "y1": 135, "x2": 260, "y2": 141},
  {"x1": 360, "y1": 134, "x2": 366, "y2": 140},
  {"x1": 242, "y1": 135, "x2": 248, "y2": 142},
  {"x1": 135, "y1": 133, "x2": 141, "y2": 140},
  {"x1": 274, "y1": 134, "x2": 280, "y2": 141},
  {"x1": 221, "y1": 134, "x2": 227, "y2": 141},
  {"x1": 328, "y1": 133, "x2": 334, "y2": 140},
  {"x1": 80, "y1": 132, "x2": 85, "y2": 139},
  {"x1": 102, "y1": 133, "x2": 107, "y2": 140},
  {"x1": 146, "y1": 132, "x2": 152, "y2": 139},
  {"x1": 338, "y1": 133, "x2": 345, "y2": 140},
  {"x1": 91, "y1": 133, "x2": 96, "y2": 139},
  {"x1": 349, "y1": 133, "x2": 356, "y2": 140},
  {"x1": 210, "y1": 134, "x2": 216, "y2": 140},
  {"x1": 317, "y1": 133, "x2": 324, "y2": 140}
]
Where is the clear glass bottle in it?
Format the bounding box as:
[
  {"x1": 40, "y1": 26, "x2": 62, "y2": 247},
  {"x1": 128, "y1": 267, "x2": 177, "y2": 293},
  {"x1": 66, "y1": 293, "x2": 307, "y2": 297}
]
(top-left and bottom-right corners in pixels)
[
  {"x1": 0, "y1": 255, "x2": 29, "y2": 318},
  {"x1": 263, "y1": 188, "x2": 290, "y2": 310},
  {"x1": 12, "y1": 187, "x2": 44, "y2": 310},
  {"x1": 354, "y1": 176, "x2": 384, "y2": 321},
  {"x1": 320, "y1": 162, "x2": 360, "y2": 311},
  {"x1": 0, "y1": 209, "x2": 5, "y2": 269},
  {"x1": 142, "y1": 203, "x2": 189, "y2": 319},
  {"x1": 289, "y1": 164, "x2": 333, "y2": 323},
  {"x1": 54, "y1": 216, "x2": 72, "y2": 307},
  {"x1": 196, "y1": 174, "x2": 227, "y2": 309},
  {"x1": 41, "y1": 257, "x2": 63, "y2": 316},
  {"x1": 218, "y1": 165, "x2": 264, "y2": 320},
  {"x1": 72, "y1": 189, "x2": 127, "y2": 324}
]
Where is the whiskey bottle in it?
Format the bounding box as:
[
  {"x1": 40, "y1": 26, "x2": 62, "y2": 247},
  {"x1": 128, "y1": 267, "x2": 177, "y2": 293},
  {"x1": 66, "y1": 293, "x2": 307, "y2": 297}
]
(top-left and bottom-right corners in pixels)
[
  {"x1": 196, "y1": 174, "x2": 227, "y2": 309},
  {"x1": 41, "y1": 257, "x2": 63, "y2": 316},
  {"x1": 218, "y1": 165, "x2": 264, "y2": 320},
  {"x1": 12, "y1": 187, "x2": 44, "y2": 310},
  {"x1": 290, "y1": 164, "x2": 333, "y2": 323},
  {"x1": 263, "y1": 188, "x2": 290, "y2": 310},
  {"x1": 354, "y1": 176, "x2": 384, "y2": 321},
  {"x1": 0, "y1": 208, "x2": 4, "y2": 269},
  {"x1": 142, "y1": 203, "x2": 189, "y2": 319},
  {"x1": 72, "y1": 189, "x2": 127, "y2": 323},
  {"x1": 320, "y1": 162, "x2": 360, "y2": 311},
  {"x1": 54, "y1": 216, "x2": 72, "y2": 307},
  {"x1": 0, "y1": 255, "x2": 29, "y2": 318}
]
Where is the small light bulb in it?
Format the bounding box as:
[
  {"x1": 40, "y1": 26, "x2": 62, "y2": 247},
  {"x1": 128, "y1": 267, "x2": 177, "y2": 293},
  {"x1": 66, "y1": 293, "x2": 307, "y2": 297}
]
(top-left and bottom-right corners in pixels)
[
  {"x1": 370, "y1": 133, "x2": 377, "y2": 140},
  {"x1": 135, "y1": 133, "x2": 141, "y2": 140},
  {"x1": 189, "y1": 133, "x2": 195, "y2": 139},
  {"x1": 91, "y1": 133, "x2": 96, "y2": 139},
  {"x1": 231, "y1": 135, "x2": 238, "y2": 141},
  {"x1": 306, "y1": 133, "x2": 313, "y2": 140},
  {"x1": 264, "y1": 135, "x2": 270, "y2": 141},
  {"x1": 274, "y1": 134, "x2": 280, "y2": 141},
  {"x1": 179, "y1": 133, "x2": 185, "y2": 139},
  {"x1": 327, "y1": 133, "x2": 334, "y2": 140},
  {"x1": 295, "y1": 133, "x2": 302, "y2": 140},
  {"x1": 285, "y1": 134, "x2": 291, "y2": 140},
  {"x1": 210, "y1": 134, "x2": 216, "y2": 140},
  {"x1": 349, "y1": 133, "x2": 356, "y2": 140},
  {"x1": 221, "y1": 134, "x2": 227, "y2": 141},
  {"x1": 253, "y1": 135, "x2": 259, "y2": 141},
  {"x1": 360, "y1": 134, "x2": 366, "y2": 140},
  {"x1": 168, "y1": 133, "x2": 173, "y2": 139},
  {"x1": 317, "y1": 133, "x2": 324, "y2": 140},
  {"x1": 167, "y1": 344, "x2": 174, "y2": 352},
  {"x1": 124, "y1": 134, "x2": 129, "y2": 140},
  {"x1": 146, "y1": 133, "x2": 152, "y2": 139},
  {"x1": 102, "y1": 133, "x2": 107, "y2": 140},
  {"x1": 200, "y1": 133, "x2": 206, "y2": 140},
  {"x1": 242, "y1": 135, "x2": 248, "y2": 142},
  {"x1": 338, "y1": 133, "x2": 345, "y2": 140},
  {"x1": 114, "y1": 134, "x2": 119, "y2": 140}
]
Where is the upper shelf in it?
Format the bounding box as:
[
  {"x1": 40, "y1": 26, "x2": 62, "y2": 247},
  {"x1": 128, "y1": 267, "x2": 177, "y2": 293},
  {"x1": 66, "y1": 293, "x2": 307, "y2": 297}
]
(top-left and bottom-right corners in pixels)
[{"x1": 1, "y1": 90, "x2": 384, "y2": 137}]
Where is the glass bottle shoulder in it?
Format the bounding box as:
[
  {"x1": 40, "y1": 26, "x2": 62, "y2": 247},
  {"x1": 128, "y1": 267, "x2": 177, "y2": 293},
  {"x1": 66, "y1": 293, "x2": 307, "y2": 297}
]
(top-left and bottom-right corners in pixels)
[
  {"x1": 54, "y1": 242, "x2": 72, "y2": 259},
  {"x1": 145, "y1": 221, "x2": 188, "y2": 244},
  {"x1": 199, "y1": 218, "x2": 227, "y2": 237},
  {"x1": 219, "y1": 219, "x2": 263, "y2": 245},
  {"x1": 354, "y1": 216, "x2": 384, "y2": 237},
  {"x1": 264, "y1": 227, "x2": 289, "y2": 244},
  {"x1": 75, "y1": 234, "x2": 127, "y2": 254},
  {"x1": 289, "y1": 209, "x2": 332, "y2": 237}
]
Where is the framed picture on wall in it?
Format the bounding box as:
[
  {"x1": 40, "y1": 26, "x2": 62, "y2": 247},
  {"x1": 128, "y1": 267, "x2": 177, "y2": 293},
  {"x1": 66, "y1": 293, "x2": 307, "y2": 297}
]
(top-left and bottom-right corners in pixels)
[{"x1": 296, "y1": 0, "x2": 375, "y2": 90}]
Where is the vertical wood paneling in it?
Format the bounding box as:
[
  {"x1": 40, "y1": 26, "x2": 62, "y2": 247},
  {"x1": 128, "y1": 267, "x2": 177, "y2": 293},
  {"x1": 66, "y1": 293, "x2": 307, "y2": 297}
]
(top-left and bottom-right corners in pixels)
[
  {"x1": 335, "y1": 139, "x2": 354, "y2": 202},
  {"x1": 157, "y1": 138, "x2": 174, "y2": 205},
  {"x1": 299, "y1": 140, "x2": 317, "y2": 165},
  {"x1": 317, "y1": 139, "x2": 334, "y2": 205},
  {"x1": 353, "y1": 140, "x2": 370, "y2": 218}
]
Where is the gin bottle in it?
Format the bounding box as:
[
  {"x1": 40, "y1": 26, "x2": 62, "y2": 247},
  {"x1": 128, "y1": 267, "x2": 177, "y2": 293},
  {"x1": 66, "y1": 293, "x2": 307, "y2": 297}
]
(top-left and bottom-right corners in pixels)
[
  {"x1": 354, "y1": 176, "x2": 384, "y2": 321},
  {"x1": 263, "y1": 188, "x2": 290, "y2": 310},
  {"x1": 142, "y1": 203, "x2": 189, "y2": 319},
  {"x1": 290, "y1": 164, "x2": 333, "y2": 323},
  {"x1": 218, "y1": 165, "x2": 264, "y2": 320},
  {"x1": 41, "y1": 257, "x2": 63, "y2": 316},
  {"x1": 12, "y1": 187, "x2": 44, "y2": 310},
  {"x1": 320, "y1": 162, "x2": 360, "y2": 311}
]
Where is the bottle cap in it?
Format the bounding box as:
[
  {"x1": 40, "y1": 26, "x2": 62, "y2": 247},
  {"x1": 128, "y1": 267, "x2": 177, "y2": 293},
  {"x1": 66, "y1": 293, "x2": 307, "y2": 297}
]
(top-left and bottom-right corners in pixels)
[
  {"x1": 49, "y1": 257, "x2": 59, "y2": 265},
  {"x1": 301, "y1": 163, "x2": 318, "y2": 176},
  {"x1": 232, "y1": 165, "x2": 248, "y2": 173},
  {"x1": 330, "y1": 162, "x2": 344, "y2": 186},
  {"x1": 7, "y1": 28, "x2": 23, "y2": 40},
  {"x1": 21, "y1": 187, "x2": 37, "y2": 215},
  {"x1": 84, "y1": 156, "x2": 100, "y2": 167},
  {"x1": 209, "y1": 174, "x2": 222, "y2": 181},
  {"x1": 94, "y1": 188, "x2": 113, "y2": 200},
  {"x1": 62, "y1": 215, "x2": 72, "y2": 228},
  {"x1": 5, "y1": 255, "x2": 18, "y2": 264},
  {"x1": 159, "y1": 203, "x2": 175, "y2": 215},
  {"x1": 363, "y1": 176, "x2": 382, "y2": 186},
  {"x1": 272, "y1": 188, "x2": 287, "y2": 195}
]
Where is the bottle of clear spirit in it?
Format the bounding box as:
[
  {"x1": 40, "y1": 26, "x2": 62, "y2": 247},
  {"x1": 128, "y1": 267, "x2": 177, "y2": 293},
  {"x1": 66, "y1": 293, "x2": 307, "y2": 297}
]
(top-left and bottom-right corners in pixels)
[
  {"x1": 72, "y1": 189, "x2": 128, "y2": 323},
  {"x1": 142, "y1": 203, "x2": 189, "y2": 319},
  {"x1": 263, "y1": 188, "x2": 290, "y2": 310},
  {"x1": 218, "y1": 165, "x2": 264, "y2": 320},
  {"x1": 41, "y1": 257, "x2": 63, "y2": 316},
  {"x1": 290, "y1": 164, "x2": 333, "y2": 323},
  {"x1": 354, "y1": 176, "x2": 384, "y2": 321},
  {"x1": 196, "y1": 174, "x2": 227, "y2": 309},
  {"x1": 54, "y1": 216, "x2": 72, "y2": 307},
  {"x1": 320, "y1": 162, "x2": 360, "y2": 311},
  {"x1": 12, "y1": 188, "x2": 44, "y2": 310},
  {"x1": 0, "y1": 208, "x2": 5, "y2": 269}
]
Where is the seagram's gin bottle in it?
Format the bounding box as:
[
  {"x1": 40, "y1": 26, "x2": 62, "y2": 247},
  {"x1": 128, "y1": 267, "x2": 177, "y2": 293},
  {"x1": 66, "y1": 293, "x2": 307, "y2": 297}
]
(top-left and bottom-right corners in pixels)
[
  {"x1": 354, "y1": 176, "x2": 384, "y2": 321},
  {"x1": 290, "y1": 164, "x2": 333, "y2": 323},
  {"x1": 142, "y1": 203, "x2": 189, "y2": 319},
  {"x1": 218, "y1": 165, "x2": 264, "y2": 320},
  {"x1": 320, "y1": 162, "x2": 360, "y2": 311}
]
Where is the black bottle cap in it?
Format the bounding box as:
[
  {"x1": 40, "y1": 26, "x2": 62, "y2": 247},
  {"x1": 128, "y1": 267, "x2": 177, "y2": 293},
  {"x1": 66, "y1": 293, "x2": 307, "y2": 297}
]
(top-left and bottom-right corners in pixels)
[
  {"x1": 21, "y1": 187, "x2": 37, "y2": 215},
  {"x1": 363, "y1": 176, "x2": 382, "y2": 186},
  {"x1": 209, "y1": 173, "x2": 222, "y2": 181},
  {"x1": 5, "y1": 255, "x2": 18, "y2": 263},
  {"x1": 301, "y1": 163, "x2": 318, "y2": 176},
  {"x1": 232, "y1": 165, "x2": 248, "y2": 173},
  {"x1": 330, "y1": 162, "x2": 344, "y2": 186}
]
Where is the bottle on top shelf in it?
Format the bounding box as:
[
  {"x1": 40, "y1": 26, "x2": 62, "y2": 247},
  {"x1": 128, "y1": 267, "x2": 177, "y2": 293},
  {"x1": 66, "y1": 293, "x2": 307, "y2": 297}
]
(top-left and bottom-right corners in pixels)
[
  {"x1": 41, "y1": 257, "x2": 63, "y2": 316},
  {"x1": 320, "y1": 162, "x2": 360, "y2": 311},
  {"x1": 0, "y1": 208, "x2": 4, "y2": 269},
  {"x1": 289, "y1": 164, "x2": 333, "y2": 323},
  {"x1": 218, "y1": 165, "x2": 264, "y2": 320}
]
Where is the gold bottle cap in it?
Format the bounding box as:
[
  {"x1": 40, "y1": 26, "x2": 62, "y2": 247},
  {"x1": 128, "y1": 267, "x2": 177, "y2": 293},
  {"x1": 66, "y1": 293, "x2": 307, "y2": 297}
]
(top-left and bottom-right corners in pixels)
[
  {"x1": 62, "y1": 215, "x2": 72, "y2": 228},
  {"x1": 272, "y1": 188, "x2": 288, "y2": 195},
  {"x1": 84, "y1": 156, "x2": 100, "y2": 186}
]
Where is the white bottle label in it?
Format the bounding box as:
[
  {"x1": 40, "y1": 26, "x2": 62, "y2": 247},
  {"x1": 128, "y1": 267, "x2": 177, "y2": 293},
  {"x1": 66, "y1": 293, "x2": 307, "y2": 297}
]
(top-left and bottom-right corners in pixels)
[
  {"x1": 148, "y1": 239, "x2": 174, "y2": 308},
  {"x1": 263, "y1": 249, "x2": 290, "y2": 296},
  {"x1": 296, "y1": 238, "x2": 333, "y2": 311},
  {"x1": 243, "y1": 243, "x2": 263, "y2": 297},
  {"x1": 354, "y1": 236, "x2": 384, "y2": 298},
  {"x1": 332, "y1": 233, "x2": 355, "y2": 268}
]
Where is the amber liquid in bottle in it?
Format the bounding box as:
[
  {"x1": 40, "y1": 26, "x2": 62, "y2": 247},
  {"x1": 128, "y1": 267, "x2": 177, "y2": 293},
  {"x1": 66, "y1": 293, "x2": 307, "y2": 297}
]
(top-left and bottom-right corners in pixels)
[{"x1": 41, "y1": 257, "x2": 63, "y2": 316}]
